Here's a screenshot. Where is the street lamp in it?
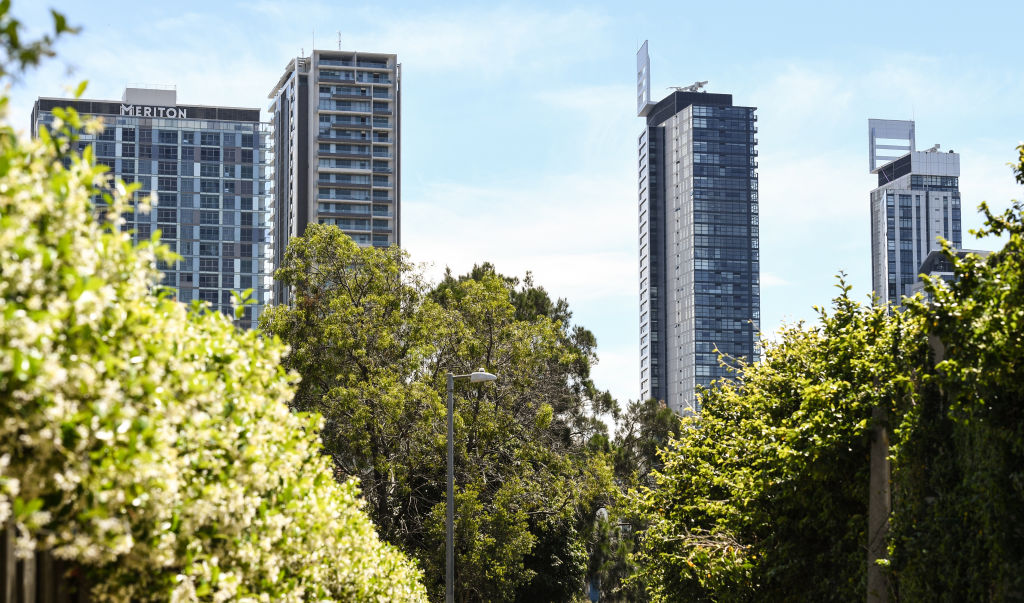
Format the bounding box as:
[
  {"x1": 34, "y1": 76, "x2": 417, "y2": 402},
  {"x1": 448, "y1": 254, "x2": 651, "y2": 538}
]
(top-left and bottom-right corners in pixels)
[{"x1": 446, "y1": 368, "x2": 497, "y2": 603}]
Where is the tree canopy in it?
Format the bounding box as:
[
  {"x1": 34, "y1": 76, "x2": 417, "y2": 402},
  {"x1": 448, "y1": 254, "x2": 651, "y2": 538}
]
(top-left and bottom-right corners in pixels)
[{"x1": 261, "y1": 230, "x2": 617, "y2": 601}]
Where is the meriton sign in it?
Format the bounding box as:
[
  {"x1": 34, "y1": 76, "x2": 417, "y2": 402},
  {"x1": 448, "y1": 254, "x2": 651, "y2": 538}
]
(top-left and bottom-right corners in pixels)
[{"x1": 120, "y1": 104, "x2": 187, "y2": 118}]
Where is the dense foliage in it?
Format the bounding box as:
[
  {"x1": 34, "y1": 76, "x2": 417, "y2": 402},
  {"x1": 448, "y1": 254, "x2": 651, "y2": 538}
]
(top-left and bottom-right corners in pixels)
[
  {"x1": 261, "y1": 230, "x2": 615, "y2": 601},
  {"x1": 891, "y1": 151, "x2": 1024, "y2": 599},
  {"x1": 629, "y1": 148, "x2": 1024, "y2": 601},
  {"x1": 629, "y1": 281, "x2": 922, "y2": 601},
  {"x1": 0, "y1": 30, "x2": 425, "y2": 603}
]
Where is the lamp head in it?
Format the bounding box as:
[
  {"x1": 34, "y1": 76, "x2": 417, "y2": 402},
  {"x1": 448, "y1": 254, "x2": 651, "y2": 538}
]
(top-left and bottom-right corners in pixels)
[{"x1": 469, "y1": 369, "x2": 497, "y2": 383}]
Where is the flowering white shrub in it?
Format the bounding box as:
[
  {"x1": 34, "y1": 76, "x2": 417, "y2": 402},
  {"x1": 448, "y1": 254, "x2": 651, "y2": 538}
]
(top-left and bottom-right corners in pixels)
[{"x1": 0, "y1": 106, "x2": 426, "y2": 600}]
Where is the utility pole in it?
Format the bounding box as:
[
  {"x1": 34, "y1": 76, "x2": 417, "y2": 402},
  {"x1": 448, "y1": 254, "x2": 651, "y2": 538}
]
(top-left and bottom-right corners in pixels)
[{"x1": 867, "y1": 398, "x2": 890, "y2": 601}]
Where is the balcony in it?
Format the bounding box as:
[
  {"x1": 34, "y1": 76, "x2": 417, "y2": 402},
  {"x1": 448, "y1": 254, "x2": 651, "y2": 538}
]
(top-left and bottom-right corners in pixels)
[
  {"x1": 319, "y1": 193, "x2": 371, "y2": 202},
  {"x1": 331, "y1": 92, "x2": 371, "y2": 100},
  {"x1": 320, "y1": 59, "x2": 355, "y2": 67},
  {"x1": 356, "y1": 75, "x2": 391, "y2": 84},
  {"x1": 320, "y1": 207, "x2": 371, "y2": 218},
  {"x1": 319, "y1": 73, "x2": 356, "y2": 83},
  {"x1": 318, "y1": 180, "x2": 371, "y2": 190},
  {"x1": 321, "y1": 105, "x2": 370, "y2": 114},
  {"x1": 328, "y1": 122, "x2": 371, "y2": 131}
]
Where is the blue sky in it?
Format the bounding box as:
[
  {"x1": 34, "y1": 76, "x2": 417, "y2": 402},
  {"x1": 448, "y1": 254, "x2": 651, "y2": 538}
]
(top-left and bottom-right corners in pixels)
[{"x1": 9, "y1": 1, "x2": 1024, "y2": 407}]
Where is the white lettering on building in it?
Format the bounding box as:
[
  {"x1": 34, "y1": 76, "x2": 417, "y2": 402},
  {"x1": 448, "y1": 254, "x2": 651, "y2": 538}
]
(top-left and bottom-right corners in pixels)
[{"x1": 119, "y1": 104, "x2": 187, "y2": 119}]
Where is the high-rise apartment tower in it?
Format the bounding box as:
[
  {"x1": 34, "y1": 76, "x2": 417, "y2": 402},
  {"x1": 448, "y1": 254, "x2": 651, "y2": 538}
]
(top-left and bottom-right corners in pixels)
[
  {"x1": 31, "y1": 86, "x2": 270, "y2": 328},
  {"x1": 636, "y1": 42, "x2": 760, "y2": 414},
  {"x1": 868, "y1": 119, "x2": 962, "y2": 306},
  {"x1": 268, "y1": 50, "x2": 400, "y2": 303}
]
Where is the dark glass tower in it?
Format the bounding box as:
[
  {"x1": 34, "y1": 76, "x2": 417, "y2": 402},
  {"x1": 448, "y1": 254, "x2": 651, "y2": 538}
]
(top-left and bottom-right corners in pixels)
[{"x1": 638, "y1": 85, "x2": 760, "y2": 414}]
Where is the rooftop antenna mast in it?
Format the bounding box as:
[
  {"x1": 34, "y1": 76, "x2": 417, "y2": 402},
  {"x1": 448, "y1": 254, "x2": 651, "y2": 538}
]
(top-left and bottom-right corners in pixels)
[
  {"x1": 668, "y1": 81, "x2": 708, "y2": 93},
  {"x1": 338, "y1": 31, "x2": 342, "y2": 50}
]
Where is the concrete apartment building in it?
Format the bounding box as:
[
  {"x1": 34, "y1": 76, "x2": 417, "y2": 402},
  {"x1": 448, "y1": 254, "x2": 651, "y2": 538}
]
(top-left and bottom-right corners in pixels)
[
  {"x1": 268, "y1": 50, "x2": 400, "y2": 303},
  {"x1": 868, "y1": 119, "x2": 962, "y2": 306}
]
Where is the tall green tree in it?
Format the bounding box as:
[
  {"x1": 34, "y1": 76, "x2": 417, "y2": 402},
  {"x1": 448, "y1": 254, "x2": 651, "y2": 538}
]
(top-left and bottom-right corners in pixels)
[{"x1": 261, "y1": 229, "x2": 616, "y2": 602}]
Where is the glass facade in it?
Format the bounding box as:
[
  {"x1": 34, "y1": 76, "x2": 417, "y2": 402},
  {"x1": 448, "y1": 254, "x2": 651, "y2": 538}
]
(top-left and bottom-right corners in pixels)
[
  {"x1": 33, "y1": 93, "x2": 269, "y2": 328},
  {"x1": 639, "y1": 91, "x2": 759, "y2": 414}
]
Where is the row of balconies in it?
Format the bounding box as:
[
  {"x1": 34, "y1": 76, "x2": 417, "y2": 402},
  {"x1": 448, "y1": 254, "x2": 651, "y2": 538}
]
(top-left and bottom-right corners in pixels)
[{"x1": 319, "y1": 58, "x2": 391, "y2": 70}]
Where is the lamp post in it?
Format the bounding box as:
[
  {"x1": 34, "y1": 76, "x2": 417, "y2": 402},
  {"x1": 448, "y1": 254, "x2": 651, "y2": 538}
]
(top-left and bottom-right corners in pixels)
[{"x1": 446, "y1": 369, "x2": 497, "y2": 603}]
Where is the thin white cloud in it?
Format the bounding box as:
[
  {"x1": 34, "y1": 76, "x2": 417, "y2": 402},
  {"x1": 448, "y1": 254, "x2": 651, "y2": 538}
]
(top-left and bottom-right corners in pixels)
[
  {"x1": 760, "y1": 272, "x2": 790, "y2": 287},
  {"x1": 342, "y1": 6, "x2": 608, "y2": 77}
]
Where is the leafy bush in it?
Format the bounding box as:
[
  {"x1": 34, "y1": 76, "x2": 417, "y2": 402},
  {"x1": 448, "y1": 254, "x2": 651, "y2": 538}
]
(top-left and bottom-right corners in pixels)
[
  {"x1": 0, "y1": 102, "x2": 425, "y2": 599},
  {"x1": 628, "y1": 282, "x2": 923, "y2": 602}
]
